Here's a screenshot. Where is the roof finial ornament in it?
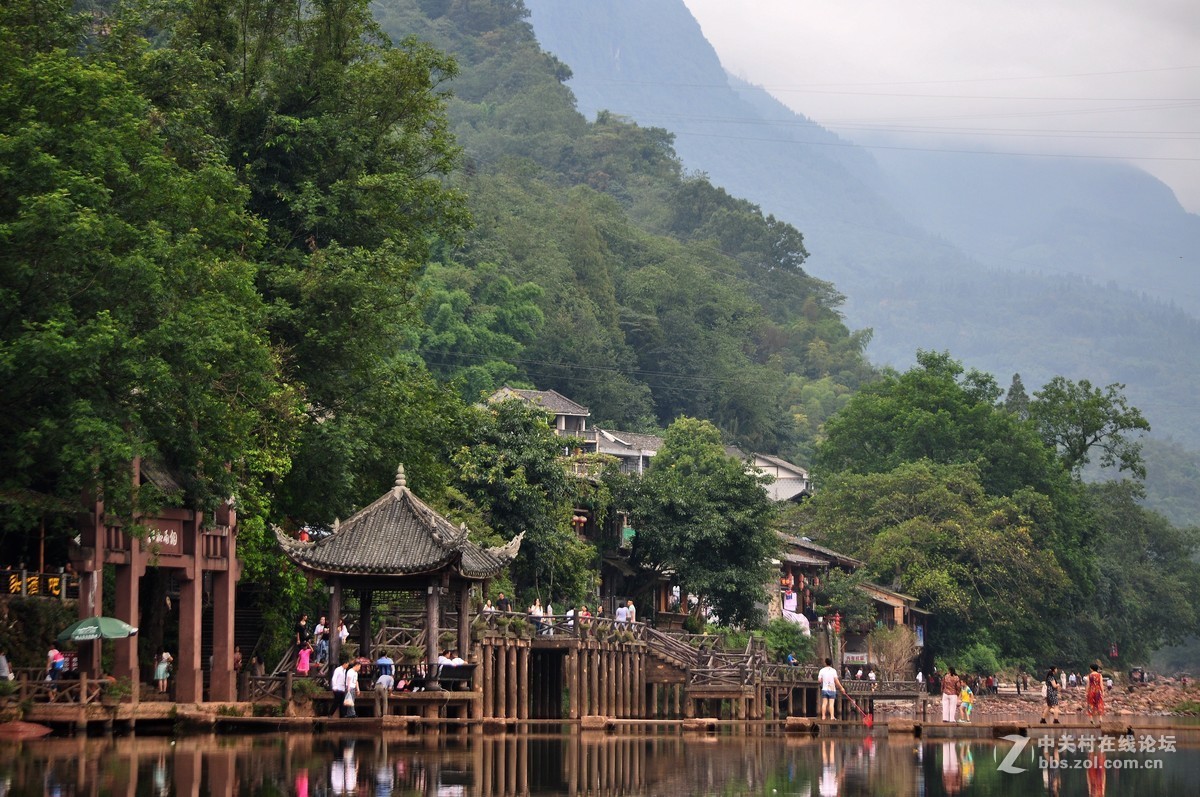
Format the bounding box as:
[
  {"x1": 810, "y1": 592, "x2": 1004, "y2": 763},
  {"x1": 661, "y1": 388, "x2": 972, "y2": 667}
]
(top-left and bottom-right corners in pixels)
[{"x1": 394, "y1": 463, "x2": 407, "y2": 497}]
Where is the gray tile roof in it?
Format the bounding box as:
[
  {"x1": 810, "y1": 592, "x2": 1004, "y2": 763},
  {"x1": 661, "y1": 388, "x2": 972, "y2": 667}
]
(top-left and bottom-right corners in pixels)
[
  {"x1": 489, "y1": 387, "x2": 589, "y2": 416},
  {"x1": 275, "y1": 466, "x2": 521, "y2": 579}
]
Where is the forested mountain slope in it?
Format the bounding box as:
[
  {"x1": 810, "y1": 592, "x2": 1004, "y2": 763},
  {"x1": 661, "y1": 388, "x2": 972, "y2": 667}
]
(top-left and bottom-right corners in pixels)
[
  {"x1": 523, "y1": 0, "x2": 1200, "y2": 455},
  {"x1": 374, "y1": 0, "x2": 876, "y2": 458}
]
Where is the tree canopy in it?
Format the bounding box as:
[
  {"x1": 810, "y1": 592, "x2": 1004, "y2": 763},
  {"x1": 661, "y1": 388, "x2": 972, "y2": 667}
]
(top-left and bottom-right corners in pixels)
[{"x1": 623, "y1": 417, "x2": 778, "y2": 626}]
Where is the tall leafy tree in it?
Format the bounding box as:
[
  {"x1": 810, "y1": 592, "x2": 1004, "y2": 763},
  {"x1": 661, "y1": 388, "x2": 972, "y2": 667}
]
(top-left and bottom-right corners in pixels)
[
  {"x1": 625, "y1": 417, "x2": 778, "y2": 626},
  {"x1": 451, "y1": 399, "x2": 596, "y2": 602},
  {"x1": 0, "y1": 0, "x2": 294, "y2": 540},
  {"x1": 1031, "y1": 377, "x2": 1150, "y2": 479},
  {"x1": 1084, "y1": 481, "x2": 1200, "y2": 665},
  {"x1": 796, "y1": 460, "x2": 1068, "y2": 658}
]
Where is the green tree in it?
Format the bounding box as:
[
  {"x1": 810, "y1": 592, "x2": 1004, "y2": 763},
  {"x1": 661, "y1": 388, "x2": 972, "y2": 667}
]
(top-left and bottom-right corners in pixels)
[
  {"x1": 0, "y1": 0, "x2": 295, "y2": 537},
  {"x1": 816, "y1": 351, "x2": 1062, "y2": 498},
  {"x1": 1084, "y1": 481, "x2": 1200, "y2": 665},
  {"x1": 625, "y1": 417, "x2": 778, "y2": 626},
  {"x1": 419, "y1": 261, "x2": 545, "y2": 401},
  {"x1": 451, "y1": 399, "x2": 596, "y2": 602},
  {"x1": 797, "y1": 461, "x2": 1068, "y2": 658},
  {"x1": 1031, "y1": 377, "x2": 1151, "y2": 479}
]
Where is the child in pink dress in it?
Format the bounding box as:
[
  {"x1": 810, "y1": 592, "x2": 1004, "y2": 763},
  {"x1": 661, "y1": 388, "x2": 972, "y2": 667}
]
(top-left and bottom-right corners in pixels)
[{"x1": 297, "y1": 641, "x2": 312, "y2": 676}]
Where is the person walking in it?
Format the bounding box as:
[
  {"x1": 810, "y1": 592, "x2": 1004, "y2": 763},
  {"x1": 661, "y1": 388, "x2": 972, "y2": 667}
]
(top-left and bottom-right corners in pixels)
[
  {"x1": 817, "y1": 657, "x2": 844, "y2": 720},
  {"x1": 343, "y1": 661, "x2": 361, "y2": 718},
  {"x1": 626, "y1": 600, "x2": 637, "y2": 624},
  {"x1": 1041, "y1": 666, "x2": 1062, "y2": 724},
  {"x1": 330, "y1": 659, "x2": 348, "y2": 717},
  {"x1": 941, "y1": 667, "x2": 962, "y2": 723},
  {"x1": 1085, "y1": 663, "x2": 1106, "y2": 726}
]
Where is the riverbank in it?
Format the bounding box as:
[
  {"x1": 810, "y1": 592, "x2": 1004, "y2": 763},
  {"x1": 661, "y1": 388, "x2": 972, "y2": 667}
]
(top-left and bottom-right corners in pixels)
[{"x1": 874, "y1": 678, "x2": 1199, "y2": 719}]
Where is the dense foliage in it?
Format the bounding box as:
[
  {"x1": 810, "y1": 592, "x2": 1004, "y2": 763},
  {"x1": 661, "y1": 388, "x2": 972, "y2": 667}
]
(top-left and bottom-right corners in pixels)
[
  {"x1": 621, "y1": 418, "x2": 778, "y2": 626},
  {"x1": 800, "y1": 352, "x2": 1200, "y2": 668}
]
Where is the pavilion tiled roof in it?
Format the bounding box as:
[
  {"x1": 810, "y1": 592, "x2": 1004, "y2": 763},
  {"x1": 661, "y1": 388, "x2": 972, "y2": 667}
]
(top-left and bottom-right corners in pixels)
[{"x1": 275, "y1": 465, "x2": 522, "y2": 579}]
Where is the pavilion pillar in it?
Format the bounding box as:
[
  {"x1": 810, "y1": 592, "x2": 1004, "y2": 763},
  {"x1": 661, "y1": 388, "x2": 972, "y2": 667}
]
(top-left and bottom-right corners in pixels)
[
  {"x1": 177, "y1": 564, "x2": 203, "y2": 703},
  {"x1": 328, "y1": 579, "x2": 343, "y2": 665},
  {"x1": 209, "y1": 562, "x2": 237, "y2": 701},
  {"x1": 458, "y1": 581, "x2": 472, "y2": 659},
  {"x1": 74, "y1": 499, "x2": 105, "y2": 678},
  {"x1": 426, "y1": 576, "x2": 441, "y2": 690},
  {"x1": 359, "y1": 590, "x2": 373, "y2": 660},
  {"x1": 113, "y1": 542, "x2": 146, "y2": 687}
]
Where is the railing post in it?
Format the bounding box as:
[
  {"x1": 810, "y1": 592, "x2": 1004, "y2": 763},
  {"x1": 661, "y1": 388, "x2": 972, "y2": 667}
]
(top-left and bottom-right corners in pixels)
[{"x1": 19, "y1": 569, "x2": 26, "y2": 597}]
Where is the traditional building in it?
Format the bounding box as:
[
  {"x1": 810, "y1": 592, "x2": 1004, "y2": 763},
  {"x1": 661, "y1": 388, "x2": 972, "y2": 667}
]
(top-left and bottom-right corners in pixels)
[
  {"x1": 274, "y1": 465, "x2": 522, "y2": 687},
  {"x1": 487, "y1": 387, "x2": 591, "y2": 438},
  {"x1": 72, "y1": 458, "x2": 239, "y2": 702}
]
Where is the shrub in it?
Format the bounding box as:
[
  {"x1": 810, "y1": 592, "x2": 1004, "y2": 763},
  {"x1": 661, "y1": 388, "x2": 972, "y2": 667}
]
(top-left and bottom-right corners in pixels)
[{"x1": 763, "y1": 618, "x2": 816, "y2": 664}]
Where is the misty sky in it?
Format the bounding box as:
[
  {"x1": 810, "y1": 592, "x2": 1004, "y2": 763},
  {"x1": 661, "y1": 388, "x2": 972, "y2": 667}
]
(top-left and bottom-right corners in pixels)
[{"x1": 683, "y1": 0, "x2": 1200, "y2": 213}]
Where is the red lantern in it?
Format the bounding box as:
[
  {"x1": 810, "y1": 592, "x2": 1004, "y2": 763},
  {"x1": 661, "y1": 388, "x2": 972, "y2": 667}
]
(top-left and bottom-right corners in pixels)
[{"x1": 832, "y1": 612, "x2": 842, "y2": 634}]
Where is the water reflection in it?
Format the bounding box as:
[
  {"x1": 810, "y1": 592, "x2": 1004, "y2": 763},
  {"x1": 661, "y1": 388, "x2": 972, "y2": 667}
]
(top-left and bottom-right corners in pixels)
[{"x1": 0, "y1": 731, "x2": 1197, "y2": 796}]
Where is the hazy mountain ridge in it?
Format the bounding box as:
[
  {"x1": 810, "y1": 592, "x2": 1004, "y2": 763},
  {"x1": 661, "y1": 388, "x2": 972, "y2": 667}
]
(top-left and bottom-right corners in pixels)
[{"x1": 524, "y1": 0, "x2": 1200, "y2": 455}]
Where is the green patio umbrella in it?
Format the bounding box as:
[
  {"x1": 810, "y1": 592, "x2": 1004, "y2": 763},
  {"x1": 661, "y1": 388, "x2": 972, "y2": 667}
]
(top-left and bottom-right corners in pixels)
[{"x1": 57, "y1": 616, "x2": 138, "y2": 643}]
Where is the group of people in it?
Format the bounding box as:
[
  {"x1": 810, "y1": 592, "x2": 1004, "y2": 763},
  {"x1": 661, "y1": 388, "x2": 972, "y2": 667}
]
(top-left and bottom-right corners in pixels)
[
  {"x1": 294, "y1": 614, "x2": 349, "y2": 676},
  {"x1": 1040, "y1": 663, "x2": 1108, "y2": 725},
  {"x1": 481, "y1": 595, "x2": 639, "y2": 634}
]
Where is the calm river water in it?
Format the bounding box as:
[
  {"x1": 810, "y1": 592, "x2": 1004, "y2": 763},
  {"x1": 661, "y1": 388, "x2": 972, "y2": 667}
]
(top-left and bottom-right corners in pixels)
[{"x1": 2, "y1": 730, "x2": 1198, "y2": 796}]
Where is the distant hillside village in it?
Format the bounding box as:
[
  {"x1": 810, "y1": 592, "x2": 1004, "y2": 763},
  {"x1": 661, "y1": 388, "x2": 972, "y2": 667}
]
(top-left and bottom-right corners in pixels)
[{"x1": 487, "y1": 386, "x2": 928, "y2": 675}]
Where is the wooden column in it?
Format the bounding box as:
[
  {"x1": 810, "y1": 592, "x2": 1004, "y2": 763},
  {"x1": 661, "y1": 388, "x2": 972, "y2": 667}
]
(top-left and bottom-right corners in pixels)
[
  {"x1": 588, "y1": 647, "x2": 599, "y2": 716},
  {"x1": 567, "y1": 647, "x2": 579, "y2": 719},
  {"x1": 482, "y1": 641, "x2": 493, "y2": 718},
  {"x1": 506, "y1": 643, "x2": 518, "y2": 719},
  {"x1": 496, "y1": 641, "x2": 508, "y2": 719},
  {"x1": 359, "y1": 589, "x2": 373, "y2": 660},
  {"x1": 113, "y1": 553, "x2": 142, "y2": 686},
  {"x1": 623, "y1": 648, "x2": 632, "y2": 718},
  {"x1": 606, "y1": 649, "x2": 617, "y2": 717},
  {"x1": 328, "y1": 580, "x2": 343, "y2": 665},
  {"x1": 209, "y1": 556, "x2": 237, "y2": 702},
  {"x1": 177, "y1": 566, "x2": 203, "y2": 702},
  {"x1": 517, "y1": 645, "x2": 529, "y2": 720},
  {"x1": 426, "y1": 577, "x2": 441, "y2": 690},
  {"x1": 458, "y1": 581, "x2": 472, "y2": 659},
  {"x1": 576, "y1": 643, "x2": 585, "y2": 715}
]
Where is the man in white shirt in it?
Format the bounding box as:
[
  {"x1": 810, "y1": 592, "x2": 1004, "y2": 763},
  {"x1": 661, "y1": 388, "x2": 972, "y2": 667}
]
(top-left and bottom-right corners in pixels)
[
  {"x1": 626, "y1": 600, "x2": 636, "y2": 624},
  {"x1": 330, "y1": 660, "x2": 348, "y2": 717},
  {"x1": 343, "y1": 661, "x2": 361, "y2": 718},
  {"x1": 615, "y1": 603, "x2": 628, "y2": 624},
  {"x1": 817, "y1": 657, "x2": 843, "y2": 720}
]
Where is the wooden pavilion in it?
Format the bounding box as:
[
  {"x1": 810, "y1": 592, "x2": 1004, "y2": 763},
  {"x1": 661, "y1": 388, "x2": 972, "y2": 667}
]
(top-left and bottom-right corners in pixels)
[{"x1": 274, "y1": 465, "x2": 521, "y2": 689}]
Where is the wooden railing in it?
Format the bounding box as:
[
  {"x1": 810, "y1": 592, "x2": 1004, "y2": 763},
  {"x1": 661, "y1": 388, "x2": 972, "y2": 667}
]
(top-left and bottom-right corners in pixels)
[
  {"x1": 7, "y1": 671, "x2": 103, "y2": 704},
  {"x1": 475, "y1": 611, "x2": 647, "y2": 643}
]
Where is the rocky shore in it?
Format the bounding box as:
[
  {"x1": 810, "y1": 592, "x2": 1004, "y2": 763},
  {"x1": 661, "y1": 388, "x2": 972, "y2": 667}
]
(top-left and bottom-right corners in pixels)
[{"x1": 876, "y1": 678, "x2": 1199, "y2": 718}]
